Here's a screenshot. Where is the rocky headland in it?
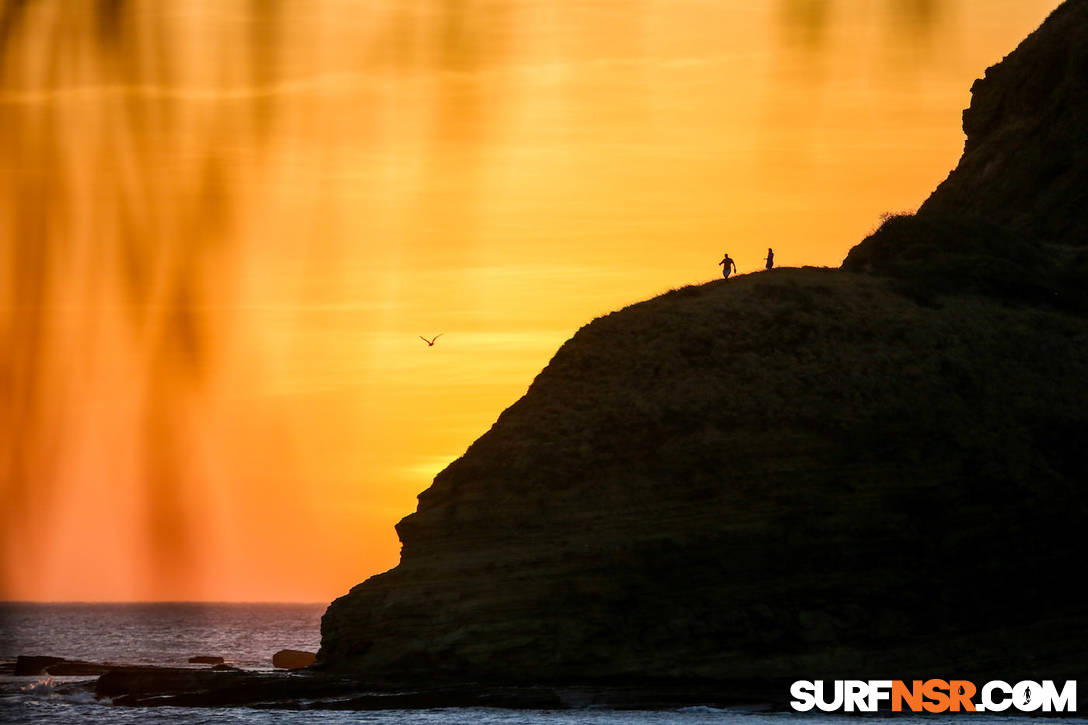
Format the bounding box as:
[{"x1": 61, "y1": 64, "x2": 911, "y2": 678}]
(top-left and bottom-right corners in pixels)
[
  {"x1": 53, "y1": 0, "x2": 1088, "y2": 710},
  {"x1": 318, "y1": 0, "x2": 1088, "y2": 691}
]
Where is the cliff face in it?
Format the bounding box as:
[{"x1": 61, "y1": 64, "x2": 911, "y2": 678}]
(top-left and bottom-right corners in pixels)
[
  {"x1": 320, "y1": 0, "x2": 1088, "y2": 684},
  {"x1": 919, "y1": 0, "x2": 1088, "y2": 244},
  {"x1": 843, "y1": 0, "x2": 1088, "y2": 307}
]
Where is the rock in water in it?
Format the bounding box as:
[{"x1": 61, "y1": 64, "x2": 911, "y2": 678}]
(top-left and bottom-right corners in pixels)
[
  {"x1": 14, "y1": 656, "x2": 65, "y2": 676},
  {"x1": 188, "y1": 656, "x2": 225, "y2": 665},
  {"x1": 272, "y1": 650, "x2": 316, "y2": 669},
  {"x1": 14, "y1": 655, "x2": 112, "y2": 676},
  {"x1": 320, "y1": 0, "x2": 1088, "y2": 686}
]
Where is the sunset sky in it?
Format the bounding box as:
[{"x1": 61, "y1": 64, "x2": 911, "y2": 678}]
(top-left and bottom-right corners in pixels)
[{"x1": 0, "y1": 0, "x2": 1062, "y2": 602}]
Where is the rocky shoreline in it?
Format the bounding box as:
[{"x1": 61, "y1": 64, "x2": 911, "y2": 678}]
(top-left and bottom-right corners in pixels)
[
  {"x1": 7, "y1": 656, "x2": 1088, "y2": 714},
  {"x1": 7, "y1": 656, "x2": 792, "y2": 710}
]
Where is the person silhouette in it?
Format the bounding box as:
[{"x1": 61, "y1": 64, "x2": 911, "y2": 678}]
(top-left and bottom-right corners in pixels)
[
  {"x1": 765, "y1": 248, "x2": 774, "y2": 270},
  {"x1": 719, "y1": 253, "x2": 737, "y2": 279}
]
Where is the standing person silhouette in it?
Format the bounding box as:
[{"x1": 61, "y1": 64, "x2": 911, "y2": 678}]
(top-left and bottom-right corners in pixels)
[
  {"x1": 719, "y1": 253, "x2": 737, "y2": 279},
  {"x1": 765, "y1": 248, "x2": 774, "y2": 270}
]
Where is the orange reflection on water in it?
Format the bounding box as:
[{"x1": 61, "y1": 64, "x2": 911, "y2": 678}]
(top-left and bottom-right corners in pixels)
[{"x1": 0, "y1": 0, "x2": 1061, "y2": 601}]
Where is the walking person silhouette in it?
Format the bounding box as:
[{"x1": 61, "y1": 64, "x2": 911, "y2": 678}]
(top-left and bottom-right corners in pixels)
[
  {"x1": 719, "y1": 253, "x2": 737, "y2": 279},
  {"x1": 765, "y1": 247, "x2": 774, "y2": 270}
]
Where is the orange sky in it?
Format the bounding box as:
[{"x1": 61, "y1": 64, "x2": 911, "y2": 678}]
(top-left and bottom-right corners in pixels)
[{"x1": 0, "y1": 0, "x2": 1062, "y2": 602}]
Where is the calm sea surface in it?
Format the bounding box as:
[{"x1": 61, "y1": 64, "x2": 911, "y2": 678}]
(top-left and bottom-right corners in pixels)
[
  {"x1": 0, "y1": 602, "x2": 324, "y2": 670},
  {"x1": 1, "y1": 604, "x2": 1084, "y2": 724}
]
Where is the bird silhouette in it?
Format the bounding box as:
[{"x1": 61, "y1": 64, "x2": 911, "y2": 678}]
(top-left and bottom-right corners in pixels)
[{"x1": 419, "y1": 334, "x2": 442, "y2": 347}]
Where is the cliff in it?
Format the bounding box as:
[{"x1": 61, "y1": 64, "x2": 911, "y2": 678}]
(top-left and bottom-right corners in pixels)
[
  {"x1": 843, "y1": 0, "x2": 1088, "y2": 309},
  {"x1": 319, "y1": 0, "x2": 1088, "y2": 686},
  {"x1": 920, "y1": 0, "x2": 1088, "y2": 244}
]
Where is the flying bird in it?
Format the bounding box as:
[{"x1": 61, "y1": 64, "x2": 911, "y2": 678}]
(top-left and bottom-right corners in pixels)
[{"x1": 419, "y1": 334, "x2": 443, "y2": 347}]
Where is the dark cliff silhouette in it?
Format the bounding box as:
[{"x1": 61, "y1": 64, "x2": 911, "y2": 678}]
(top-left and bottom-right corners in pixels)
[
  {"x1": 843, "y1": 0, "x2": 1088, "y2": 311},
  {"x1": 319, "y1": 0, "x2": 1088, "y2": 688}
]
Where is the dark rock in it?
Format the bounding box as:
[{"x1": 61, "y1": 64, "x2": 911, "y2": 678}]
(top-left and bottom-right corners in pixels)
[
  {"x1": 94, "y1": 665, "x2": 358, "y2": 707},
  {"x1": 14, "y1": 655, "x2": 112, "y2": 676},
  {"x1": 919, "y1": 0, "x2": 1088, "y2": 245},
  {"x1": 320, "y1": 266, "x2": 1088, "y2": 683},
  {"x1": 272, "y1": 649, "x2": 316, "y2": 669},
  {"x1": 43, "y1": 660, "x2": 114, "y2": 675},
  {"x1": 843, "y1": 0, "x2": 1088, "y2": 311},
  {"x1": 188, "y1": 656, "x2": 225, "y2": 665},
  {"x1": 90, "y1": 664, "x2": 781, "y2": 710},
  {"x1": 319, "y1": 0, "x2": 1088, "y2": 689},
  {"x1": 14, "y1": 656, "x2": 65, "y2": 675},
  {"x1": 96, "y1": 666, "x2": 274, "y2": 705}
]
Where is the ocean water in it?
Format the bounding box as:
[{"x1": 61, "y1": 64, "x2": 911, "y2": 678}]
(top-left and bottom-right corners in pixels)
[
  {"x1": 0, "y1": 603, "x2": 323, "y2": 722},
  {"x1": 0, "y1": 603, "x2": 324, "y2": 670},
  {"x1": 1, "y1": 604, "x2": 1084, "y2": 724}
]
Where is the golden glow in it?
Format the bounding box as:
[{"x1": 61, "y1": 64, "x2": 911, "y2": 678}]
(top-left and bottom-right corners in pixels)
[{"x1": 0, "y1": 0, "x2": 1061, "y2": 601}]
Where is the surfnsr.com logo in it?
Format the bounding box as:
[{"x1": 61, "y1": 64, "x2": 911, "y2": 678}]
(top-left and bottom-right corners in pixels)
[{"x1": 790, "y1": 680, "x2": 1077, "y2": 713}]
